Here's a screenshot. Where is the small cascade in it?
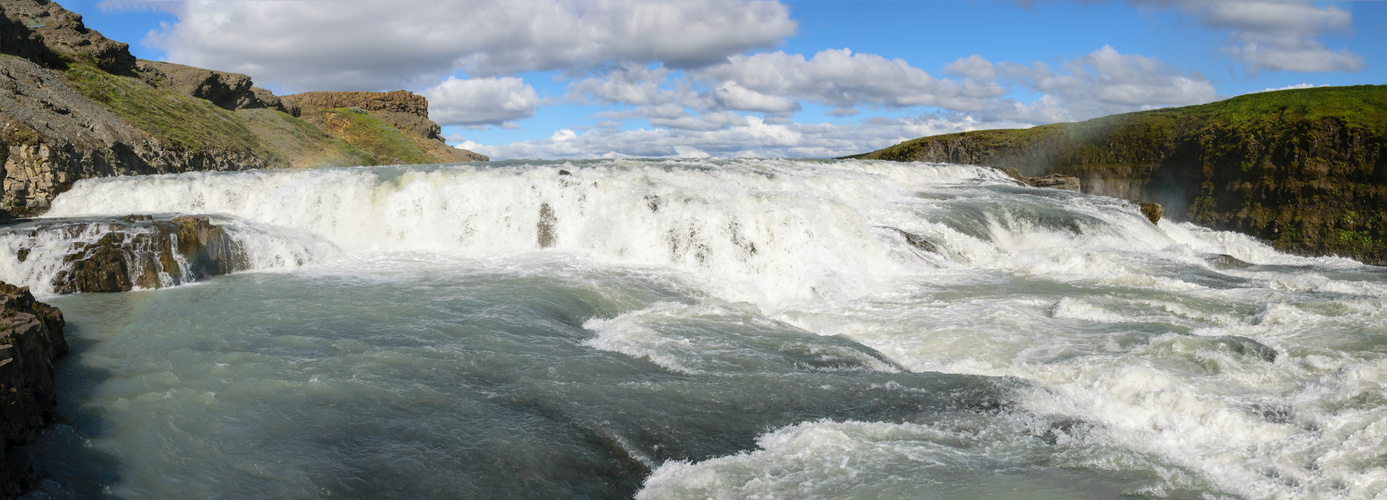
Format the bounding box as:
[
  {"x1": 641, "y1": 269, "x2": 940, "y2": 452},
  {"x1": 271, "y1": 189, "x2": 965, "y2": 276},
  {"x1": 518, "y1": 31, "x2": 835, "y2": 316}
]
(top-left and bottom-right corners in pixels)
[{"x1": 1, "y1": 215, "x2": 338, "y2": 295}]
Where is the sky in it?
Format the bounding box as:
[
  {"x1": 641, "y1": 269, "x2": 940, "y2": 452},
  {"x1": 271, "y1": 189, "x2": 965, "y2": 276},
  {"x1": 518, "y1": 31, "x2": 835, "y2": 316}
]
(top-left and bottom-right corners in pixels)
[{"x1": 63, "y1": 0, "x2": 1387, "y2": 160}]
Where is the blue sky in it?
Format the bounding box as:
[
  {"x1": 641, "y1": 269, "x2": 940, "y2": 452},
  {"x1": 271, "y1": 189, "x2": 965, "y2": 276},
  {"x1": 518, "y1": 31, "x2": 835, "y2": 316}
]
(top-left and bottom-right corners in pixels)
[{"x1": 65, "y1": 0, "x2": 1387, "y2": 159}]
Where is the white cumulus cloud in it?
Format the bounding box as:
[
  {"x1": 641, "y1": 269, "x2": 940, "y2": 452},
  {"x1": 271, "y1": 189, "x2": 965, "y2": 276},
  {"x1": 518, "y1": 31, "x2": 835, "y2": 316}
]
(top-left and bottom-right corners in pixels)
[
  {"x1": 1128, "y1": 0, "x2": 1362, "y2": 74},
  {"x1": 696, "y1": 49, "x2": 1006, "y2": 111},
  {"x1": 457, "y1": 114, "x2": 1034, "y2": 160},
  {"x1": 147, "y1": 0, "x2": 796, "y2": 91},
  {"x1": 422, "y1": 77, "x2": 540, "y2": 128},
  {"x1": 995, "y1": 45, "x2": 1218, "y2": 121}
]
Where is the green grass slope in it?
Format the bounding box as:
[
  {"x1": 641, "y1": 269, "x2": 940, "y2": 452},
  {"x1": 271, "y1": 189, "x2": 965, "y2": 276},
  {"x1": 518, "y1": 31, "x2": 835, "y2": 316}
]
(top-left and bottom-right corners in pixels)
[
  {"x1": 855, "y1": 85, "x2": 1387, "y2": 265},
  {"x1": 63, "y1": 63, "x2": 383, "y2": 168},
  {"x1": 305, "y1": 107, "x2": 435, "y2": 166}
]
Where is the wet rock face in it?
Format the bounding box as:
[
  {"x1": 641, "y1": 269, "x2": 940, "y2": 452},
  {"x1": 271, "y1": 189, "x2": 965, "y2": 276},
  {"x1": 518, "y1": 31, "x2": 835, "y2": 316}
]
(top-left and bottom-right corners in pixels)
[
  {"x1": 1139, "y1": 202, "x2": 1163, "y2": 224},
  {"x1": 537, "y1": 203, "x2": 558, "y2": 248},
  {"x1": 997, "y1": 168, "x2": 1081, "y2": 193},
  {"x1": 0, "y1": 280, "x2": 66, "y2": 496},
  {"x1": 1023, "y1": 173, "x2": 1081, "y2": 192},
  {"x1": 50, "y1": 215, "x2": 248, "y2": 293}
]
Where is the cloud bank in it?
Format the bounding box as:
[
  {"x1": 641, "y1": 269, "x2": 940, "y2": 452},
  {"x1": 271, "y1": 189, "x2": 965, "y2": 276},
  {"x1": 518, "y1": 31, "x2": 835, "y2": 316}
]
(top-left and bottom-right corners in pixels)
[{"x1": 149, "y1": 0, "x2": 797, "y2": 91}]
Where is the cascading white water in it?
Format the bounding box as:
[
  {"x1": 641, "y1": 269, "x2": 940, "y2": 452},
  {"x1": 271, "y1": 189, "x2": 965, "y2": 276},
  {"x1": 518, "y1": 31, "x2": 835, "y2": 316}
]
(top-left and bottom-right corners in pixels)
[
  {"x1": 9, "y1": 158, "x2": 1385, "y2": 498},
  {"x1": 33, "y1": 159, "x2": 1328, "y2": 303}
]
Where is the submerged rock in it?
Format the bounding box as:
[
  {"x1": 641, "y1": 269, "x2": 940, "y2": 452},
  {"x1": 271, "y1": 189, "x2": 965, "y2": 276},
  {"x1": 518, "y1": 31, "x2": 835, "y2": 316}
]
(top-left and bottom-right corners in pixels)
[
  {"x1": 537, "y1": 203, "x2": 558, "y2": 249},
  {"x1": 51, "y1": 215, "x2": 247, "y2": 293},
  {"x1": 0, "y1": 281, "x2": 66, "y2": 497},
  {"x1": 893, "y1": 228, "x2": 939, "y2": 254},
  {"x1": 1204, "y1": 253, "x2": 1253, "y2": 269},
  {"x1": 1209, "y1": 335, "x2": 1277, "y2": 363}
]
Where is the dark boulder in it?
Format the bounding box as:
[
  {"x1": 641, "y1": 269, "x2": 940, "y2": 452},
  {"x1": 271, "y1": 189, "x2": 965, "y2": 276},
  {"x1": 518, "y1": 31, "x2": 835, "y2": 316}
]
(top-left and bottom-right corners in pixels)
[
  {"x1": 0, "y1": 281, "x2": 66, "y2": 497},
  {"x1": 1139, "y1": 202, "x2": 1163, "y2": 225}
]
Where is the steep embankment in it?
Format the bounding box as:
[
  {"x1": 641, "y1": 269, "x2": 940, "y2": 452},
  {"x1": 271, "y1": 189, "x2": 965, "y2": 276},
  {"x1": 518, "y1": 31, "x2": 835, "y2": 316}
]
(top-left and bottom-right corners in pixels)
[
  {"x1": 0, "y1": 0, "x2": 484, "y2": 218},
  {"x1": 0, "y1": 281, "x2": 65, "y2": 497},
  {"x1": 853, "y1": 86, "x2": 1387, "y2": 265}
]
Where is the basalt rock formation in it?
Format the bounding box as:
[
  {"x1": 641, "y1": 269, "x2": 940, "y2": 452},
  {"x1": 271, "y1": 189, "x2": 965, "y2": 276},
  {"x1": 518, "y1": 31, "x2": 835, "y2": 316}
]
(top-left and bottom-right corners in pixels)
[
  {"x1": 853, "y1": 86, "x2": 1387, "y2": 264},
  {"x1": 282, "y1": 90, "x2": 488, "y2": 164},
  {"x1": 45, "y1": 215, "x2": 247, "y2": 293},
  {"x1": 0, "y1": 0, "x2": 134, "y2": 74},
  {"x1": 135, "y1": 60, "x2": 286, "y2": 112},
  {"x1": 0, "y1": 281, "x2": 65, "y2": 497},
  {"x1": 0, "y1": 0, "x2": 484, "y2": 218}
]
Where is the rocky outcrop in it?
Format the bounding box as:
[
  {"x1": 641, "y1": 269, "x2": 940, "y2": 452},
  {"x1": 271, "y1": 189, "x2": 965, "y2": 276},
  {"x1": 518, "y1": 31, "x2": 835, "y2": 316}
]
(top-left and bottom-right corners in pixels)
[
  {"x1": 283, "y1": 90, "x2": 488, "y2": 163},
  {"x1": 135, "y1": 60, "x2": 285, "y2": 112},
  {"x1": 995, "y1": 167, "x2": 1077, "y2": 190},
  {"x1": 0, "y1": 0, "x2": 134, "y2": 74},
  {"x1": 1023, "y1": 174, "x2": 1081, "y2": 192},
  {"x1": 0, "y1": 281, "x2": 66, "y2": 497},
  {"x1": 856, "y1": 86, "x2": 1387, "y2": 265},
  {"x1": 46, "y1": 215, "x2": 247, "y2": 293},
  {"x1": 998, "y1": 167, "x2": 1081, "y2": 192},
  {"x1": 281, "y1": 90, "x2": 429, "y2": 119},
  {"x1": 0, "y1": 1, "x2": 276, "y2": 217},
  {"x1": 1139, "y1": 202, "x2": 1164, "y2": 225}
]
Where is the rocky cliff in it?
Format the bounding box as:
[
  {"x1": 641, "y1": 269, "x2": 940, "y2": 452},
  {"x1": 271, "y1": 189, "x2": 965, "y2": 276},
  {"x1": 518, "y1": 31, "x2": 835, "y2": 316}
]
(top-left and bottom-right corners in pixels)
[
  {"x1": 0, "y1": 281, "x2": 65, "y2": 497},
  {"x1": 0, "y1": 0, "x2": 485, "y2": 219},
  {"x1": 853, "y1": 86, "x2": 1387, "y2": 265},
  {"x1": 282, "y1": 90, "x2": 488, "y2": 164}
]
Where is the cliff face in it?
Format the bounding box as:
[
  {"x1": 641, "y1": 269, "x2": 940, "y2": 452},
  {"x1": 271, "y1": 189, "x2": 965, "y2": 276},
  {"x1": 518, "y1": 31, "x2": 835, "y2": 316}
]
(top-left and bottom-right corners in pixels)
[
  {"x1": 856, "y1": 86, "x2": 1387, "y2": 265},
  {"x1": 282, "y1": 90, "x2": 488, "y2": 164},
  {"x1": 0, "y1": 0, "x2": 485, "y2": 218},
  {"x1": 0, "y1": 281, "x2": 65, "y2": 497}
]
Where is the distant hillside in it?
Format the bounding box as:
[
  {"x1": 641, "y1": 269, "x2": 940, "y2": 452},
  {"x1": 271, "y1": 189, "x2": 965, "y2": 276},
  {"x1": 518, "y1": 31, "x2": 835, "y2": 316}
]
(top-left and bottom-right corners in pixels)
[
  {"x1": 0, "y1": 0, "x2": 484, "y2": 218},
  {"x1": 852, "y1": 86, "x2": 1387, "y2": 265}
]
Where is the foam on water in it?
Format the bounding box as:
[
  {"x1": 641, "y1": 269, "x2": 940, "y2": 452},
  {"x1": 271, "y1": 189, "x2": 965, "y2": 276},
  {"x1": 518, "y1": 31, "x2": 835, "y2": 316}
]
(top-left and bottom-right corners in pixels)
[{"x1": 12, "y1": 158, "x2": 1387, "y2": 498}]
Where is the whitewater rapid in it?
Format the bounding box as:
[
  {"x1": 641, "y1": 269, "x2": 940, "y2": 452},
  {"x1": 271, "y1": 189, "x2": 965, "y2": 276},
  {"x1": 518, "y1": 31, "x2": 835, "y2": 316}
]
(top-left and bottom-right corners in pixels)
[{"x1": 6, "y1": 158, "x2": 1385, "y2": 498}]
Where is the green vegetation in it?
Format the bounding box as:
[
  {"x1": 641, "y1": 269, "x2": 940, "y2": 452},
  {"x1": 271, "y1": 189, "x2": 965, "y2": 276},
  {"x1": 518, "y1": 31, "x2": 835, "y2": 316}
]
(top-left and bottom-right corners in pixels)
[
  {"x1": 236, "y1": 108, "x2": 375, "y2": 168},
  {"x1": 310, "y1": 107, "x2": 433, "y2": 165},
  {"x1": 62, "y1": 63, "x2": 396, "y2": 169},
  {"x1": 63, "y1": 63, "x2": 268, "y2": 155},
  {"x1": 857, "y1": 85, "x2": 1387, "y2": 265}
]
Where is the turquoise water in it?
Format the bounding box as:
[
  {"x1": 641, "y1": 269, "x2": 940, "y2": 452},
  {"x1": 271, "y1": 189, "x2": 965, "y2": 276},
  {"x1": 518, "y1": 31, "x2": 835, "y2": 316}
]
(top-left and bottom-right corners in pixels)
[{"x1": 4, "y1": 159, "x2": 1386, "y2": 498}]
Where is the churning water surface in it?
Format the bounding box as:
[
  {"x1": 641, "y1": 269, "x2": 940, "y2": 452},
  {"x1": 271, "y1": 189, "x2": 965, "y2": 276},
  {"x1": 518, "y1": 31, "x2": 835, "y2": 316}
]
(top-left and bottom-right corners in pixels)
[{"x1": 3, "y1": 159, "x2": 1385, "y2": 499}]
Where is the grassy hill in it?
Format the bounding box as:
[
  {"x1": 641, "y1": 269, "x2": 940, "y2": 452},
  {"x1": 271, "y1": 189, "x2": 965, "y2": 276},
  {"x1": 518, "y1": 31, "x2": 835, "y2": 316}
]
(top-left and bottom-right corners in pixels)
[{"x1": 853, "y1": 86, "x2": 1387, "y2": 265}]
